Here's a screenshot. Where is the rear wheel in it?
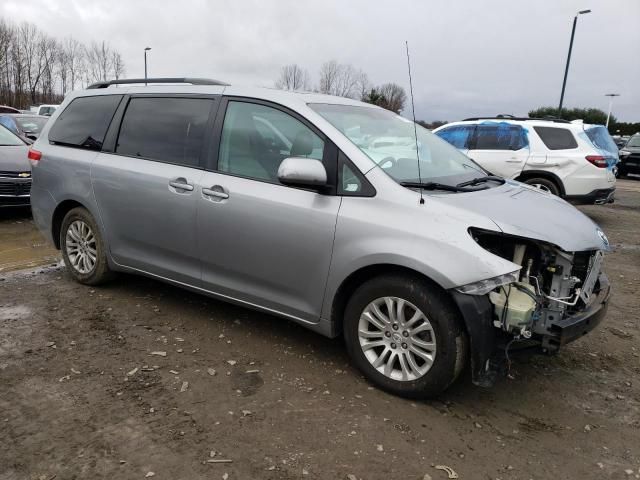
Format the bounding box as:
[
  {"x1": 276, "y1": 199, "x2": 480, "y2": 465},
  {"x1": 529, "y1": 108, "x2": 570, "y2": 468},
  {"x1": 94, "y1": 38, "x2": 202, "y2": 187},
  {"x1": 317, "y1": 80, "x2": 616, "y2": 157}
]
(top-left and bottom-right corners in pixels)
[
  {"x1": 60, "y1": 207, "x2": 113, "y2": 285},
  {"x1": 343, "y1": 274, "x2": 467, "y2": 398},
  {"x1": 523, "y1": 177, "x2": 561, "y2": 196}
]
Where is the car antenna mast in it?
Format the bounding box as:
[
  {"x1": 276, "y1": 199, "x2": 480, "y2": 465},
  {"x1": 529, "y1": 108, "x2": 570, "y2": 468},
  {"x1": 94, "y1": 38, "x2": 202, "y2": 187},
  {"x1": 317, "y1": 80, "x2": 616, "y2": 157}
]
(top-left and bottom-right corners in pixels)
[{"x1": 405, "y1": 41, "x2": 424, "y2": 205}]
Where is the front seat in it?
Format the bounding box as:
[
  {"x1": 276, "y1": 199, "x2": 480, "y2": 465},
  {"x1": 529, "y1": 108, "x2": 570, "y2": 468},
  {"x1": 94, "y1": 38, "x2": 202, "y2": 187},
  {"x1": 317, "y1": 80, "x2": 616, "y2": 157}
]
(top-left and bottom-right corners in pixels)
[{"x1": 290, "y1": 131, "x2": 314, "y2": 158}]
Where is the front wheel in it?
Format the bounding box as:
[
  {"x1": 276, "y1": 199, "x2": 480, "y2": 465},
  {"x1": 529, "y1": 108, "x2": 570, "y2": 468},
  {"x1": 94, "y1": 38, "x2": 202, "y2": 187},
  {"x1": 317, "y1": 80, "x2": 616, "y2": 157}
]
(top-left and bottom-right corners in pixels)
[
  {"x1": 60, "y1": 207, "x2": 113, "y2": 285},
  {"x1": 343, "y1": 274, "x2": 467, "y2": 398}
]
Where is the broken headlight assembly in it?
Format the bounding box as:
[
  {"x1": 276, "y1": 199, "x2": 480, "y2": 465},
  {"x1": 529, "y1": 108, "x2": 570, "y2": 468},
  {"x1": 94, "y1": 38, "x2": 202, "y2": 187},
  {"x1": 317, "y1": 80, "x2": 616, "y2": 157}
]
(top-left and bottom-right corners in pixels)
[{"x1": 456, "y1": 271, "x2": 520, "y2": 295}]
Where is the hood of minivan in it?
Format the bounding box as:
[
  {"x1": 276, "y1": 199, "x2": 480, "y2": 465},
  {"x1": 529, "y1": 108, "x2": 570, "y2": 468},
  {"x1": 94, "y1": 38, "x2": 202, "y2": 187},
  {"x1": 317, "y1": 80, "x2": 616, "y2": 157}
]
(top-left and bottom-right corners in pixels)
[
  {"x1": 432, "y1": 181, "x2": 608, "y2": 252},
  {"x1": 0, "y1": 145, "x2": 30, "y2": 172}
]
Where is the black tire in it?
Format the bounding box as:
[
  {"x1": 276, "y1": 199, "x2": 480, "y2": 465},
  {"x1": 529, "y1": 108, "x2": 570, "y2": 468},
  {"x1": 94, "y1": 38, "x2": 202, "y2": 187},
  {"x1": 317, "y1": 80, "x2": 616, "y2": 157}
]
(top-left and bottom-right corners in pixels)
[
  {"x1": 523, "y1": 177, "x2": 561, "y2": 196},
  {"x1": 616, "y1": 168, "x2": 626, "y2": 179},
  {"x1": 60, "y1": 207, "x2": 113, "y2": 285},
  {"x1": 343, "y1": 274, "x2": 468, "y2": 399}
]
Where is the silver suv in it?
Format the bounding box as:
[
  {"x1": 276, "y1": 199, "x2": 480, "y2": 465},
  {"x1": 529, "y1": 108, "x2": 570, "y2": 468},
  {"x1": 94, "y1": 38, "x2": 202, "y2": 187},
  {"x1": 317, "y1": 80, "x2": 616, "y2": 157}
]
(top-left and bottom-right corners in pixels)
[{"x1": 30, "y1": 78, "x2": 611, "y2": 397}]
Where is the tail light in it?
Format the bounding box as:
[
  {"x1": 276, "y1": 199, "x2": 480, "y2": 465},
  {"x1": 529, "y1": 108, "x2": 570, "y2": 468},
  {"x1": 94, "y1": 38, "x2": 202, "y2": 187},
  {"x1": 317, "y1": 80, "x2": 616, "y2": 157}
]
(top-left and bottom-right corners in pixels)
[
  {"x1": 585, "y1": 155, "x2": 607, "y2": 168},
  {"x1": 28, "y1": 147, "x2": 42, "y2": 161}
]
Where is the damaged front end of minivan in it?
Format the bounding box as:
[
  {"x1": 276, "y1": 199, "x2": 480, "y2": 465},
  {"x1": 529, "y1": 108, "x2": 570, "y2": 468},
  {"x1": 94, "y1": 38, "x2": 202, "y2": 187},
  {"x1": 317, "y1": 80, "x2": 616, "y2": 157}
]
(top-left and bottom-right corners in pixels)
[{"x1": 450, "y1": 228, "x2": 611, "y2": 387}]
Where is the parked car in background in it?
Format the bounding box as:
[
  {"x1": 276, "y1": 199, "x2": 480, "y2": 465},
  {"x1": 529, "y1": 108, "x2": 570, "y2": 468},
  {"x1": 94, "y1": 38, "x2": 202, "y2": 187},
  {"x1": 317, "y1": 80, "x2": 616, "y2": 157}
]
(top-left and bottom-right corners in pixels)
[
  {"x1": 0, "y1": 114, "x2": 49, "y2": 142},
  {"x1": 0, "y1": 105, "x2": 20, "y2": 114},
  {"x1": 618, "y1": 134, "x2": 640, "y2": 178},
  {"x1": 434, "y1": 116, "x2": 617, "y2": 205},
  {"x1": 34, "y1": 104, "x2": 59, "y2": 116},
  {"x1": 612, "y1": 135, "x2": 630, "y2": 149},
  {"x1": 0, "y1": 124, "x2": 31, "y2": 207},
  {"x1": 30, "y1": 78, "x2": 611, "y2": 398}
]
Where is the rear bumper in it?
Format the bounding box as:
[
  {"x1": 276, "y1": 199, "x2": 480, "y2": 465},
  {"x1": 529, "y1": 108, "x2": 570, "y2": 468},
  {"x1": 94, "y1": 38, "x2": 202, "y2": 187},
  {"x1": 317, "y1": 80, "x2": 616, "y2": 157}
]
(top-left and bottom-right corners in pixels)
[{"x1": 565, "y1": 187, "x2": 615, "y2": 205}]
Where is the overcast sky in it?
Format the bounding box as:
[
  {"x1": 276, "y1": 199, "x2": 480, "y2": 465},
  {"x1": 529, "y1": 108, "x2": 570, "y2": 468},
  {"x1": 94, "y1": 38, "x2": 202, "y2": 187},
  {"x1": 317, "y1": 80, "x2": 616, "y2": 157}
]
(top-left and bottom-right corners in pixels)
[{"x1": 2, "y1": 0, "x2": 639, "y2": 122}]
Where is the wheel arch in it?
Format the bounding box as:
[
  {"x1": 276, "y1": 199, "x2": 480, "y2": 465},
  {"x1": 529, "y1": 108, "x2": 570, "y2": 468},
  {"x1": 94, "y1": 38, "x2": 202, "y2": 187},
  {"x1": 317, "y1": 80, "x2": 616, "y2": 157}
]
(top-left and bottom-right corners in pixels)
[
  {"x1": 515, "y1": 170, "x2": 566, "y2": 196},
  {"x1": 51, "y1": 199, "x2": 89, "y2": 249},
  {"x1": 330, "y1": 263, "x2": 457, "y2": 337}
]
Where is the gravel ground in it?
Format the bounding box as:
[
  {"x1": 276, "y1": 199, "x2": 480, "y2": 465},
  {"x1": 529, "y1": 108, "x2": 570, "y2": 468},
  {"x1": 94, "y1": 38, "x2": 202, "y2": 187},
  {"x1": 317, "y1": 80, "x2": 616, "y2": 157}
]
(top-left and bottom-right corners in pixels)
[{"x1": 1, "y1": 179, "x2": 639, "y2": 480}]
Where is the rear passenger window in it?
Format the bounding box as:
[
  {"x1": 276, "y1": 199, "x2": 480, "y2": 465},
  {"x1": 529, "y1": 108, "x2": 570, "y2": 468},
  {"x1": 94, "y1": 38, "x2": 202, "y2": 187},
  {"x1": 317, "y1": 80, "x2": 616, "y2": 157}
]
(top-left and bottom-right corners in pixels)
[
  {"x1": 533, "y1": 126, "x2": 578, "y2": 150},
  {"x1": 49, "y1": 95, "x2": 122, "y2": 150},
  {"x1": 116, "y1": 97, "x2": 213, "y2": 167},
  {"x1": 472, "y1": 124, "x2": 527, "y2": 150}
]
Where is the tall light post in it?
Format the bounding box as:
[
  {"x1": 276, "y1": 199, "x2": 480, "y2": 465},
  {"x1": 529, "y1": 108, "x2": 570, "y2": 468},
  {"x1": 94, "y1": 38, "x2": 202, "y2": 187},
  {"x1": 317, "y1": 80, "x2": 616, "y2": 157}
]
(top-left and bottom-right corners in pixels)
[
  {"x1": 144, "y1": 47, "x2": 151, "y2": 85},
  {"x1": 605, "y1": 93, "x2": 620, "y2": 129},
  {"x1": 558, "y1": 9, "x2": 591, "y2": 118}
]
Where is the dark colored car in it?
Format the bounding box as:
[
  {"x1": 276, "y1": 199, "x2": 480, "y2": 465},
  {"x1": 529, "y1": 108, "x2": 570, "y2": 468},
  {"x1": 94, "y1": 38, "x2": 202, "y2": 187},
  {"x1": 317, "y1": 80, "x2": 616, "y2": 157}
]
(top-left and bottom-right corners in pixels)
[
  {"x1": 618, "y1": 135, "x2": 640, "y2": 178},
  {"x1": 0, "y1": 114, "x2": 49, "y2": 143},
  {"x1": 0, "y1": 105, "x2": 20, "y2": 114},
  {"x1": 0, "y1": 124, "x2": 31, "y2": 207}
]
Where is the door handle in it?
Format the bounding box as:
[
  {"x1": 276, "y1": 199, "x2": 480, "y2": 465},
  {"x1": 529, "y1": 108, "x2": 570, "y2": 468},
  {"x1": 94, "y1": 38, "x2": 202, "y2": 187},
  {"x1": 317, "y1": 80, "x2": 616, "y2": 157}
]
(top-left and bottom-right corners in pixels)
[
  {"x1": 202, "y1": 186, "x2": 229, "y2": 200},
  {"x1": 506, "y1": 158, "x2": 521, "y2": 163},
  {"x1": 169, "y1": 179, "x2": 194, "y2": 191}
]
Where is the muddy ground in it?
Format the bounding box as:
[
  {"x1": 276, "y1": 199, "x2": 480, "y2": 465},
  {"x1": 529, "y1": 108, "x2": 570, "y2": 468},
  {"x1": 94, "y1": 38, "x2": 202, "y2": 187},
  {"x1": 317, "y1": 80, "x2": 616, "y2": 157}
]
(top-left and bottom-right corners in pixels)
[{"x1": 1, "y1": 179, "x2": 639, "y2": 480}]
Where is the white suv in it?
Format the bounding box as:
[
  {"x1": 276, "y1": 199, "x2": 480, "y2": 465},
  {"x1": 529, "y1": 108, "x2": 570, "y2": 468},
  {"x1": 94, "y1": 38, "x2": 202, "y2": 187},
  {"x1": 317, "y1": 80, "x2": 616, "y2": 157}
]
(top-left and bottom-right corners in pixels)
[{"x1": 434, "y1": 117, "x2": 617, "y2": 204}]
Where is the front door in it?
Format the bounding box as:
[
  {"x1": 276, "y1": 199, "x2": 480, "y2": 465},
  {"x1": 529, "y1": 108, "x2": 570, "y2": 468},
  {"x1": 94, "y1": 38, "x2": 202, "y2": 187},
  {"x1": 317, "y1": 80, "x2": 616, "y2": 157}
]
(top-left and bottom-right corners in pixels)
[
  {"x1": 92, "y1": 95, "x2": 217, "y2": 285},
  {"x1": 197, "y1": 99, "x2": 341, "y2": 322}
]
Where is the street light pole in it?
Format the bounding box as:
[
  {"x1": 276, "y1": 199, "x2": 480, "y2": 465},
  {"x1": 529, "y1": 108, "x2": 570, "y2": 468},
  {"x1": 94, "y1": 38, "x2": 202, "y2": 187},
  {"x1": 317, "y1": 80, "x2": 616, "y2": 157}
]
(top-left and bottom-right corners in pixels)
[
  {"x1": 558, "y1": 9, "x2": 591, "y2": 118},
  {"x1": 144, "y1": 47, "x2": 151, "y2": 85},
  {"x1": 605, "y1": 93, "x2": 620, "y2": 129}
]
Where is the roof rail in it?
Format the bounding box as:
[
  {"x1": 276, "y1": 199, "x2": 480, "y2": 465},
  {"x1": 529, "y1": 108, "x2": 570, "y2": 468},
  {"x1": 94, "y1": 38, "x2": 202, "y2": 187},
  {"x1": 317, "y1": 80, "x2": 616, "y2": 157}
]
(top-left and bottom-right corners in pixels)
[
  {"x1": 87, "y1": 77, "x2": 230, "y2": 89},
  {"x1": 462, "y1": 115, "x2": 570, "y2": 124}
]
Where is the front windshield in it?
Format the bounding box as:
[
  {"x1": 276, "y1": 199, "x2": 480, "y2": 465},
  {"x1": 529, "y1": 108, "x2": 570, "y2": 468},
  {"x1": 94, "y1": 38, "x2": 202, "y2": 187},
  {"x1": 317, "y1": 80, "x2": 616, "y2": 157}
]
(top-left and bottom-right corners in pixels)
[
  {"x1": 308, "y1": 103, "x2": 485, "y2": 185},
  {"x1": 16, "y1": 116, "x2": 47, "y2": 134},
  {"x1": 626, "y1": 136, "x2": 640, "y2": 148},
  {"x1": 0, "y1": 124, "x2": 24, "y2": 146}
]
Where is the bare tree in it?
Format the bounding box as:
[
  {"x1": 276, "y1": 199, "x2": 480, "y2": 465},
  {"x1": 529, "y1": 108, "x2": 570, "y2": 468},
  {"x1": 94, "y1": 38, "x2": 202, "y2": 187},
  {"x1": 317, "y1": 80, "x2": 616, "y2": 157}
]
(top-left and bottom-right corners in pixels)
[
  {"x1": 275, "y1": 64, "x2": 309, "y2": 91},
  {"x1": 317, "y1": 60, "x2": 363, "y2": 99},
  {"x1": 111, "y1": 51, "x2": 125, "y2": 80},
  {"x1": 63, "y1": 37, "x2": 84, "y2": 91},
  {"x1": 85, "y1": 41, "x2": 112, "y2": 83}
]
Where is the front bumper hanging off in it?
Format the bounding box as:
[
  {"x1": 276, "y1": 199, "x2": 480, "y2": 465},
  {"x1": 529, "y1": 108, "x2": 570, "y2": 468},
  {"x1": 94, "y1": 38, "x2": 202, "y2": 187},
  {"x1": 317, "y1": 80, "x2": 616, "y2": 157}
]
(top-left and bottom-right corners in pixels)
[{"x1": 450, "y1": 272, "x2": 610, "y2": 387}]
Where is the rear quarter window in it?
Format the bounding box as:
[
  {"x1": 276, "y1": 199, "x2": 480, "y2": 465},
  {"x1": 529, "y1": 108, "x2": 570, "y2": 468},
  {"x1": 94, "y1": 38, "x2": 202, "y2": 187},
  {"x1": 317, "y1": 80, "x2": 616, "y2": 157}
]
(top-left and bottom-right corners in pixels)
[
  {"x1": 48, "y1": 95, "x2": 123, "y2": 150},
  {"x1": 533, "y1": 126, "x2": 578, "y2": 150}
]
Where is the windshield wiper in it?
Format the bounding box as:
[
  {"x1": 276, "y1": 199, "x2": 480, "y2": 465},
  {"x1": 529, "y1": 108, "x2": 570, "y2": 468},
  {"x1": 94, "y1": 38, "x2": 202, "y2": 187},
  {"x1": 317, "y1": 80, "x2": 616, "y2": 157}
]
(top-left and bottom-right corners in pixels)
[
  {"x1": 456, "y1": 175, "x2": 505, "y2": 188},
  {"x1": 400, "y1": 181, "x2": 486, "y2": 193}
]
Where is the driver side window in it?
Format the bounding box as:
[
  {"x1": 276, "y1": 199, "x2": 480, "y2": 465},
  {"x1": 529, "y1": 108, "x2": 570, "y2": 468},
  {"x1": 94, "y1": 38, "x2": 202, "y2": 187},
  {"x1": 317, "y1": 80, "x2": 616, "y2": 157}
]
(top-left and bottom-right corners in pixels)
[{"x1": 218, "y1": 101, "x2": 325, "y2": 183}]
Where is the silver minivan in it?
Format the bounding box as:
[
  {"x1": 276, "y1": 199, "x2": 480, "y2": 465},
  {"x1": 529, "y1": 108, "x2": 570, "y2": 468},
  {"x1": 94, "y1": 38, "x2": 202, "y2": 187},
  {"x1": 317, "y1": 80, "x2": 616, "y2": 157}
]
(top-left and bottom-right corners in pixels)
[{"x1": 29, "y1": 78, "x2": 611, "y2": 398}]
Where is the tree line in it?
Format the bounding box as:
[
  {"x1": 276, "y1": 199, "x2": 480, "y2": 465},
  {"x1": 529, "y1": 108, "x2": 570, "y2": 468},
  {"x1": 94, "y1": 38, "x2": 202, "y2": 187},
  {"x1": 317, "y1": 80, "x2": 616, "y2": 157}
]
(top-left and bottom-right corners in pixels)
[
  {"x1": 0, "y1": 17, "x2": 125, "y2": 109},
  {"x1": 529, "y1": 106, "x2": 638, "y2": 136},
  {"x1": 275, "y1": 62, "x2": 408, "y2": 114}
]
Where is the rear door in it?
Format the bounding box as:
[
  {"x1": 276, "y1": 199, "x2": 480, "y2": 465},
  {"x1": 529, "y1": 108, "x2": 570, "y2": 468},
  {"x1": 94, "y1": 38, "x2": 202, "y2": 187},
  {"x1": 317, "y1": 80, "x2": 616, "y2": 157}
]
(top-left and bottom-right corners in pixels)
[
  {"x1": 467, "y1": 123, "x2": 529, "y2": 178},
  {"x1": 92, "y1": 95, "x2": 218, "y2": 285},
  {"x1": 196, "y1": 98, "x2": 341, "y2": 322}
]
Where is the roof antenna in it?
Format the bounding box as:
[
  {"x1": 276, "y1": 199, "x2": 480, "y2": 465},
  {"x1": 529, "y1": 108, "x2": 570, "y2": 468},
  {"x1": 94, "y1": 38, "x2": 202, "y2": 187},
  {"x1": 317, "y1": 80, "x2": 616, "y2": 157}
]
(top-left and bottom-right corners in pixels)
[{"x1": 405, "y1": 41, "x2": 424, "y2": 205}]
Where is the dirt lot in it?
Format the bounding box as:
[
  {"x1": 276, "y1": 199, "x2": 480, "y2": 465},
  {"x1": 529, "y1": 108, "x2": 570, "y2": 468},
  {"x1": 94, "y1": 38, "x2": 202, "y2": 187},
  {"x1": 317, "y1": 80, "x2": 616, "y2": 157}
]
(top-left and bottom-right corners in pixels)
[{"x1": 1, "y1": 180, "x2": 639, "y2": 480}]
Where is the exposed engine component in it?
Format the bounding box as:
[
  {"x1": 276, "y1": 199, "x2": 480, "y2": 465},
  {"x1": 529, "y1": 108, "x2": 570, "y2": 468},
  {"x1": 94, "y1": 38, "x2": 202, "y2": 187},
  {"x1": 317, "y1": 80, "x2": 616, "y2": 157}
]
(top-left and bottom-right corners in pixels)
[{"x1": 469, "y1": 229, "x2": 604, "y2": 350}]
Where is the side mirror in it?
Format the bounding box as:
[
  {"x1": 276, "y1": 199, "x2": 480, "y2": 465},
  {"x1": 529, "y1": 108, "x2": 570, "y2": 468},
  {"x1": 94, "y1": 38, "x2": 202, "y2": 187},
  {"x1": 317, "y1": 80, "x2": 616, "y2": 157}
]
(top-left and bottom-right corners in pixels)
[{"x1": 277, "y1": 157, "x2": 327, "y2": 189}]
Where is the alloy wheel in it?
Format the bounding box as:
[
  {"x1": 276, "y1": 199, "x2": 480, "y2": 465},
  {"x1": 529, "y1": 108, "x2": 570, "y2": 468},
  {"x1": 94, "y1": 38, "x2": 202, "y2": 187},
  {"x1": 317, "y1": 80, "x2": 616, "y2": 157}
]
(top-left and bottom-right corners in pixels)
[
  {"x1": 358, "y1": 296, "x2": 437, "y2": 381},
  {"x1": 65, "y1": 220, "x2": 97, "y2": 274}
]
